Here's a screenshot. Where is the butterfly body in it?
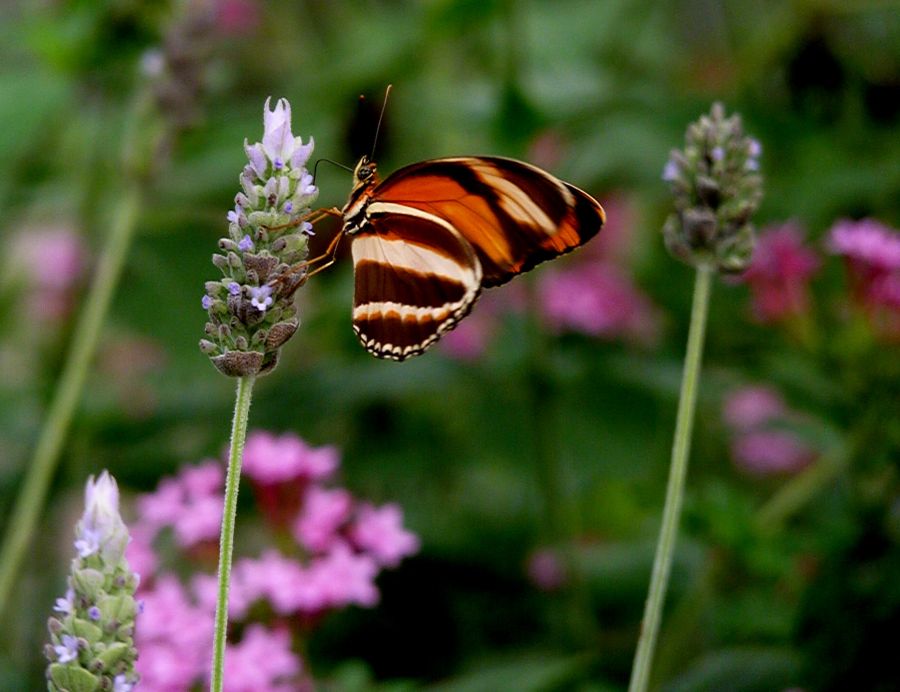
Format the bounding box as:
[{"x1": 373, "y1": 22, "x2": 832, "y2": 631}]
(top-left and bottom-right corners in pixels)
[{"x1": 342, "y1": 155, "x2": 605, "y2": 360}]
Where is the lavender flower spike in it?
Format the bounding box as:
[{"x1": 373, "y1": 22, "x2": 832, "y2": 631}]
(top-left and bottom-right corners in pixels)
[
  {"x1": 46, "y1": 471, "x2": 140, "y2": 691},
  {"x1": 201, "y1": 97, "x2": 318, "y2": 377}
]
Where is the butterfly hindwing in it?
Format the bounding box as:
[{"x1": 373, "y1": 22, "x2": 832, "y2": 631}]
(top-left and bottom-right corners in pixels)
[{"x1": 351, "y1": 209, "x2": 482, "y2": 361}]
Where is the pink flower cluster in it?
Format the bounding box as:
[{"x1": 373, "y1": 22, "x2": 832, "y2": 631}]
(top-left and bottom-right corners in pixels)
[
  {"x1": 128, "y1": 431, "x2": 420, "y2": 691},
  {"x1": 722, "y1": 386, "x2": 818, "y2": 476},
  {"x1": 828, "y1": 218, "x2": 900, "y2": 337},
  {"x1": 741, "y1": 221, "x2": 820, "y2": 323}
]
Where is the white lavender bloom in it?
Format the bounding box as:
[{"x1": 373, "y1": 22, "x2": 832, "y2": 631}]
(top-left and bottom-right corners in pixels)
[{"x1": 46, "y1": 471, "x2": 139, "y2": 691}]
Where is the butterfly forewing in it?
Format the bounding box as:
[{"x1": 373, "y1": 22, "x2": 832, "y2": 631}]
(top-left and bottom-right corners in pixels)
[
  {"x1": 370, "y1": 157, "x2": 605, "y2": 286},
  {"x1": 345, "y1": 154, "x2": 605, "y2": 360},
  {"x1": 351, "y1": 210, "x2": 482, "y2": 360}
]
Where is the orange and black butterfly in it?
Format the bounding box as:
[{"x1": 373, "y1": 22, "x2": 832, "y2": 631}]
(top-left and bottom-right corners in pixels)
[{"x1": 329, "y1": 154, "x2": 605, "y2": 360}]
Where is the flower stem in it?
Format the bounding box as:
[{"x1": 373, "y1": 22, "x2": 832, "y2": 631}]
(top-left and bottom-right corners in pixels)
[
  {"x1": 211, "y1": 374, "x2": 255, "y2": 692},
  {"x1": 0, "y1": 184, "x2": 142, "y2": 619},
  {"x1": 628, "y1": 265, "x2": 713, "y2": 692}
]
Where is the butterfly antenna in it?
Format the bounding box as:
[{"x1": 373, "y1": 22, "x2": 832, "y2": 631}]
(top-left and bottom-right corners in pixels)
[
  {"x1": 312, "y1": 158, "x2": 353, "y2": 184},
  {"x1": 370, "y1": 84, "x2": 392, "y2": 160}
]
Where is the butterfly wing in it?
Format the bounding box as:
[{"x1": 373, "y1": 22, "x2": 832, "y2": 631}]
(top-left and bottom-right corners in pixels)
[
  {"x1": 368, "y1": 156, "x2": 605, "y2": 287},
  {"x1": 351, "y1": 208, "x2": 482, "y2": 361}
]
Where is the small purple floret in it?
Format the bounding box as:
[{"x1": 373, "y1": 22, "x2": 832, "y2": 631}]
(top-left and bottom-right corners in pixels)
[
  {"x1": 201, "y1": 295, "x2": 214, "y2": 310},
  {"x1": 248, "y1": 285, "x2": 274, "y2": 312},
  {"x1": 662, "y1": 159, "x2": 679, "y2": 182},
  {"x1": 238, "y1": 234, "x2": 254, "y2": 252},
  {"x1": 88, "y1": 606, "x2": 101, "y2": 621},
  {"x1": 228, "y1": 282, "x2": 240, "y2": 296}
]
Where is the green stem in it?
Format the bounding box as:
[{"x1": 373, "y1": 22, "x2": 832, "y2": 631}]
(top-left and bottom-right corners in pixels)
[
  {"x1": 211, "y1": 374, "x2": 255, "y2": 692},
  {"x1": 628, "y1": 265, "x2": 713, "y2": 692},
  {"x1": 0, "y1": 184, "x2": 142, "y2": 618}
]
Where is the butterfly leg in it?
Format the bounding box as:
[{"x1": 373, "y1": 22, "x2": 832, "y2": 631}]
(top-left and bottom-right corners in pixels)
[
  {"x1": 294, "y1": 229, "x2": 344, "y2": 277},
  {"x1": 266, "y1": 206, "x2": 342, "y2": 233}
]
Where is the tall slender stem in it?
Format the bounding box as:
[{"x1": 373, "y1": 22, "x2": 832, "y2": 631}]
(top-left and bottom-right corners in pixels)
[
  {"x1": 0, "y1": 185, "x2": 142, "y2": 618},
  {"x1": 210, "y1": 374, "x2": 255, "y2": 692},
  {"x1": 628, "y1": 265, "x2": 713, "y2": 692}
]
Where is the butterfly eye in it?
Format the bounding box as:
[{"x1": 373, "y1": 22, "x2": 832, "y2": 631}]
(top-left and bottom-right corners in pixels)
[{"x1": 358, "y1": 165, "x2": 374, "y2": 181}]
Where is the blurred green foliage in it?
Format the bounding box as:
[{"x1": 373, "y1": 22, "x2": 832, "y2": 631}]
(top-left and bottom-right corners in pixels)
[{"x1": 0, "y1": 0, "x2": 898, "y2": 689}]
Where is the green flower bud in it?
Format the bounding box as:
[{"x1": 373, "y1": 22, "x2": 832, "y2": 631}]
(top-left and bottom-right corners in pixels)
[{"x1": 661, "y1": 102, "x2": 763, "y2": 272}]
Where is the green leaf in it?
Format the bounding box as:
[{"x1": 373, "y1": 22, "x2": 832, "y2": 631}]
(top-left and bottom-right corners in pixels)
[{"x1": 48, "y1": 664, "x2": 99, "y2": 692}]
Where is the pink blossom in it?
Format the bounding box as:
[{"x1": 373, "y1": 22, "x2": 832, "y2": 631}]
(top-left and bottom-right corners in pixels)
[
  {"x1": 135, "y1": 461, "x2": 224, "y2": 548},
  {"x1": 731, "y1": 430, "x2": 816, "y2": 475},
  {"x1": 741, "y1": 221, "x2": 820, "y2": 322},
  {"x1": 349, "y1": 503, "x2": 420, "y2": 567},
  {"x1": 215, "y1": 0, "x2": 260, "y2": 36},
  {"x1": 125, "y1": 524, "x2": 158, "y2": 580},
  {"x1": 172, "y1": 493, "x2": 223, "y2": 547},
  {"x1": 526, "y1": 548, "x2": 567, "y2": 591},
  {"x1": 232, "y1": 550, "x2": 313, "y2": 615},
  {"x1": 190, "y1": 572, "x2": 253, "y2": 620},
  {"x1": 219, "y1": 625, "x2": 302, "y2": 691},
  {"x1": 292, "y1": 486, "x2": 352, "y2": 552},
  {"x1": 311, "y1": 542, "x2": 379, "y2": 608},
  {"x1": 827, "y1": 218, "x2": 900, "y2": 337},
  {"x1": 827, "y1": 218, "x2": 900, "y2": 270},
  {"x1": 722, "y1": 386, "x2": 787, "y2": 431},
  {"x1": 12, "y1": 225, "x2": 87, "y2": 319},
  {"x1": 135, "y1": 576, "x2": 212, "y2": 689},
  {"x1": 537, "y1": 262, "x2": 660, "y2": 344},
  {"x1": 13, "y1": 226, "x2": 86, "y2": 290},
  {"x1": 243, "y1": 431, "x2": 339, "y2": 484}
]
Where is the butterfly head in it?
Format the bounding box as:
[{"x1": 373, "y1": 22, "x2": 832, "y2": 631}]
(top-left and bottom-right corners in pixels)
[{"x1": 352, "y1": 156, "x2": 379, "y2": 189}]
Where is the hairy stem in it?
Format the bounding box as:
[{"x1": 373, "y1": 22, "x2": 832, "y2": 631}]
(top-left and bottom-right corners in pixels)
[
  {"x1": 628, "y1": 265, "x2": 713, "y2": 692},
  {"x1": 210, "y1": 374, "x2": 256, "y2": 692}
]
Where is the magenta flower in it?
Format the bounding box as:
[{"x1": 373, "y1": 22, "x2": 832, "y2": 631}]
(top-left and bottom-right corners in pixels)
[
  {"x1": 722, "y1": 386, "x2": 786, "y2": 431},
  {"x1": 243, "y1": 431, "x2": 339, "y2": 484},
  {"x1": 134, "y1": 576, "x2": 212, "y2": 689},
  {"x1": 312, "y1": 542, "x2": 380, "y2": 608},
  {"x1": 293, "y1": 486, "x2": 353, "y2": 552},
  {"x1": 731, "y1": 430, "x2": 816, "y2": 475},
  {"x1": 526, "y1": 548, "x2": 567, "y2": 592},
  {"x1": 349, "y1": 503, "x2": 421, "y2": 568},
  {"x1": 12, "y1": 225, "x2": 87, "y2": 319},
  {"x1": 827, "y1": 218, "x2": 900, "y2": 337},
  {"x1": 721, "y1": 385, "x2": 819, "y2": 476},
  {"x1": 131, "y1": 430, "x2": 420, "y2": 687},
  {"x1": 741, "y1": 221, "x2": 820, "y2": 323},
  {"x1": 828, "y1": 218, "x2": 900, "y2": 270},
  {"x1": 537, "y1": 262, "x2": 661, "y2": 344},
  {"x1": 219, "y1": 625, "x2": 302, "y2": 691},
  {"x1": 136, "y1": 460, "x2": 224, "y2": 548}
]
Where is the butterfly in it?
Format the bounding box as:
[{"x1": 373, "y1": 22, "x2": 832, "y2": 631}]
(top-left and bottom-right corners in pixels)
[{"x1": 312, "y1": 154, "x2": 605, "y2": 360}]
